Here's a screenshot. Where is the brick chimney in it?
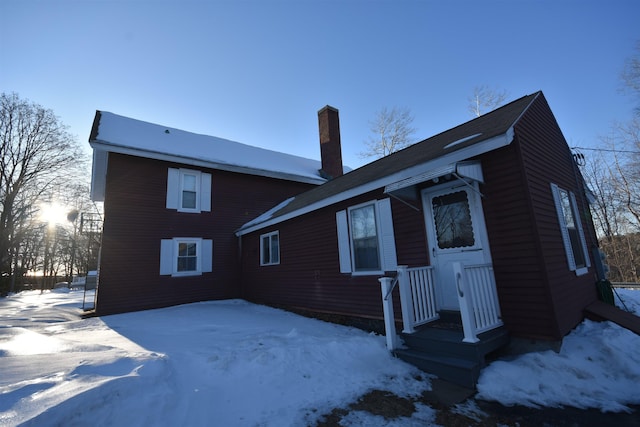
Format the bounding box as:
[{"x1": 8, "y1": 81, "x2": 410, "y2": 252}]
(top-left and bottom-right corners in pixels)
[{"x1": 318, "y1": 105, "x2": 344, "y2": 180}]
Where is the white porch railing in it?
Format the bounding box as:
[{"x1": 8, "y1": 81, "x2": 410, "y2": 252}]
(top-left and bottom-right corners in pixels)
[
  {"x1": 453, "y1": 262, "x2": 503, "y2": 343},
  {"x1": 399, "y1": 266, "x2": 438, "y2": 333},
  {"x1": 379, "y1": 263, "x2": 502, "y2": 350}
]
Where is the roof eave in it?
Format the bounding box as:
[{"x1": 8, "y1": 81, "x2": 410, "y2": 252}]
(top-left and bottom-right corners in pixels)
[
  {"x1": 235, "y1": 130, "x2": 515, "y2": 236},
  {"x1": 89, "y1": 140, "x2": 327, "y2": 186}
]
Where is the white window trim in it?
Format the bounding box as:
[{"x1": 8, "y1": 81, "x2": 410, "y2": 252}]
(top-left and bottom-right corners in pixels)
[
  {"x1": 173, "y1": 238, "x2": 202, "y2": 276},
  {"x1": 550, "y1": 183, "x2": 591, "y2": 276},
  {"x1": 166, "y1": 168, "x2": 212, "y2": 213},
  {"x1": 348, "y1": 201, "x2": 383, "y2": 275},
  {"x1": 160, "y1": 237, "x2": 213, "y2": 277},
  {"x1": 336, "y1": 198, "x2": 397, "y2": 276},
  {"x1": 178, "y1": 170, "x2": 201, "y2": 213},
  {"x1": 260, "y1": 231, "x2": 280, "y2": 266}
]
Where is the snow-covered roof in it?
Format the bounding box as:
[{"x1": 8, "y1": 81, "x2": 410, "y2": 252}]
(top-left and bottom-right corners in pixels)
[{"x1": 89, "y1": 111, "x2": 331, "y2": 201}]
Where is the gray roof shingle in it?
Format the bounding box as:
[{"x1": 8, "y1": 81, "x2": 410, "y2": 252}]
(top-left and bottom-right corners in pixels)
[{"x1": 237, "y1": 92, "x2": 540, "y2": 234}]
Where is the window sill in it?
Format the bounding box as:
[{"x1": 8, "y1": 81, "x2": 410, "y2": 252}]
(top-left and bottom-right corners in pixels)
[
  {"x1": 351, "y1": 270, "x2": 384, "y2": 277},
  {"x1": 574, "y1": 267, "x2": 589, "y2": 276},
  {"x1": 171, "y1": 271, "x2": 203, "y2": 277}
]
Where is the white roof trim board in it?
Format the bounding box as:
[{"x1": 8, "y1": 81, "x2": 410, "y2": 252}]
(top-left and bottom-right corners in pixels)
[
  {"x1": 383, "y1": 160, "x2": 484, "y2": 194},
  {"x1": 235, "y1": 132, "x2": 512, "y2": 236},
  {"x1": 241, "y1": 197, "x2": 295, "y2": 230}
]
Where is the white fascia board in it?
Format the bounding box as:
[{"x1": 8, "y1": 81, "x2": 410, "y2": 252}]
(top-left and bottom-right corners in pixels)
[
  {"x1": 89, "y1": 141, "x2": 327, "y2": 186},
  {"x1": 384, "y1": 163, "x2": 456, "y2": 193},
  {"x1": 240, "y1": 197, "x2": 295, "y2": 230},
  {"x1": 90, "y1": 149, "x2": 108, "y2": 202},
  {"x1": 235, "y1": 131, "x2": 513, "y2": 236}
]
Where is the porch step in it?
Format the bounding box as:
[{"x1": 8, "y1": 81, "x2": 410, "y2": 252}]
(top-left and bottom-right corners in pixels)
[
  {"x1": 401, "y1": 324, "x2": 509, "y2": 361},
  {"x1": 394, "y1": 349, "x2": 480, "y2": 389},
  {"x1": 396, "y1": 321, "x2": 509, "y2": 388}
]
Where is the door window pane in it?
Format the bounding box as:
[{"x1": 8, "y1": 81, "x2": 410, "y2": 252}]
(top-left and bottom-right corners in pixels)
[{"x1": 432, "y1": 191, "x2": 475, "y2": 249}]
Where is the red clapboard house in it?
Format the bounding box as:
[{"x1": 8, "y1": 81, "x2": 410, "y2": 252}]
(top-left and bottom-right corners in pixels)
[
  {"x1": 88, "y1": 111, "x2": 338, "y2": 315},
  {"x1": 89, "y1": 92, "x2": 603, "y2": 387}
]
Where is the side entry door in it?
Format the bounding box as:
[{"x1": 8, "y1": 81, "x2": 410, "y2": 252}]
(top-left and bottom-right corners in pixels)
[{"x1": 422, "y1": 183, "x2": 491, "y2": 311}]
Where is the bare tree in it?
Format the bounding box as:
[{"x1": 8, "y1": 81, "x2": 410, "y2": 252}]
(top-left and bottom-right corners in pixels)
[
  {"x1": 581, "y1": 147, "x2": 639, "y2": 282},
  {"x1": 0, "y1": 92, "x2": 85, "y2": 293},
  {"x1": 612, "y1": 120, "x2": 640, "y2": 231},
  {"x1": 468, "y1": 85, "x2": 509, "y2": 117},
  {"x1": 360, "y1": 107, "x2": 416, "y2": 159},
  {"x1": 621, "y1": 41, "x2": 640, "y2": 116},
  {"x1": 577, "y1": 41, "x2": 640, "y2": 282},
  {"x1": 580, "y1": 115, "x2": 640, "y2": 283}
]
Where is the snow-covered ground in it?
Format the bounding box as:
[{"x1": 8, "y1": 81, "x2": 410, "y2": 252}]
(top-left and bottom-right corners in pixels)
[{"x1": 0, "y1": 288, "x2": 639, "y2": 426}]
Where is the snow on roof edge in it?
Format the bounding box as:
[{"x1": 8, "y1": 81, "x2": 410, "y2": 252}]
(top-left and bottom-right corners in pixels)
[
  {"x1": 91, "y1": 111, "x2": 330, "y2": 185},
  {"x1": 237, "y1": 197, "x2": 296, "y2": 231}
]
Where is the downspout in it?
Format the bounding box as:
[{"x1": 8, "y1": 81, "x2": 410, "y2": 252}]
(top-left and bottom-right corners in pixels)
[{"x1": 237, "y1": 234, "x2": 244, "y2": 299}]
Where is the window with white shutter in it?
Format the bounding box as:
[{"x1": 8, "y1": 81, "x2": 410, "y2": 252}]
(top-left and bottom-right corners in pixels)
[
  {"x1": 160, "y1": 237, "x2": 213, "y2": 276},
  {"x1": 336, "y1": 199, "x2": 398, "y2": 275},
  {"x1": 166, "y1": 168, "x2": 211, "y2": 213},
  {"x1": 551, "y1": 183, "x2": 590, "y2": 276}
]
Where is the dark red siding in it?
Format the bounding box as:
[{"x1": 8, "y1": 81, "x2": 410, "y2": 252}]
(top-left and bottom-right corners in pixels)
[
  {"x1": 239, "y1": 95, "x2": 598, "y2": 342},
  {"x1": 240, "y1": 189, "x2": 427, "y2": 321},
  {"x1": 96, "y1": 153, "x2": 314, "y2": 315},
  {"x1": 514, "y1": 95, "x2": 598, "y2": 338},
  {"x1": 481, "y1": 143, "x2": 559, "y2": 339},
  {"x1": 482, "y1": 94, "x2": 597, "y2": 340}
]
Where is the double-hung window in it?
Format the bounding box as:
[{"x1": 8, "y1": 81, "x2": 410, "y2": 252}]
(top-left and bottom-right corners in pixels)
[
  {"x1": 551, "y1": 183, "x2": 590, "y2": 275},
  {"x1": 349, "y1": 204, "x2": 380, "y2": 271},
  {"x1": 160, "y1": 237, "x2": 213, "y2": 277},
  {"x1": 177, "y1": 240, "x2": 198, "y2": 272},
  {"x1": 180, "y1": 172, "x2": 199, "y2": 210},
  {"x1": 166, "y1": 168, "x2": 212, "y2": 213},
  {"x1": 260, "y1": 231, "x2": 280, "y2": 266},
  {"x1": 336, "y1": 198, "x2": 397, "y2": 275}
]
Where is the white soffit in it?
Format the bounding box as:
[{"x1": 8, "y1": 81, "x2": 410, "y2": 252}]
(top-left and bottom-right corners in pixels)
[
  {"x1": 384, "y1": 161, "x2": 483, "y2": 193},
  {"x1": 456, "y1": 161, "x2": 484, "y2": 183}
]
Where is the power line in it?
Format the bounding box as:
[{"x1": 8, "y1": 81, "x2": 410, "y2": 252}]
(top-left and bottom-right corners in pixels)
[{"x1": 571, "y1": 146, "x2": 640, "y2": 154}]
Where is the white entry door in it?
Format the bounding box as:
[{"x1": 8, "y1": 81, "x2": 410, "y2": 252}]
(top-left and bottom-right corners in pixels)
[{"x1": 422, "y1": 182, "x2": 491, "y2": 311}]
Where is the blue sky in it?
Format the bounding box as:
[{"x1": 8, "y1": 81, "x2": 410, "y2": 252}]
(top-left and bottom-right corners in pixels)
[{"x1": 1, "y1": 0, "x2": 638, "y2": 169}]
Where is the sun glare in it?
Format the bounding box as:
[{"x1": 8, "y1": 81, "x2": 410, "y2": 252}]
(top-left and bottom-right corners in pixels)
[{"x1": 40, "y1": 202, "x2": 69, "y2": 227}]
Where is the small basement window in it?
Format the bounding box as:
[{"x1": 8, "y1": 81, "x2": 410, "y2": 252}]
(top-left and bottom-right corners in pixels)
[{"x1": 260, "y1": 231, "x2": 280, "y2": 266}]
